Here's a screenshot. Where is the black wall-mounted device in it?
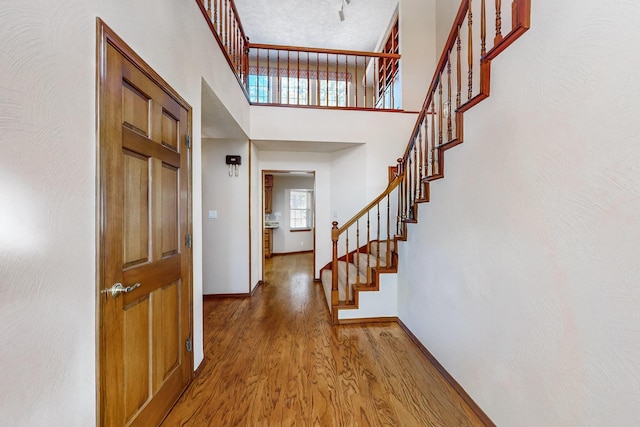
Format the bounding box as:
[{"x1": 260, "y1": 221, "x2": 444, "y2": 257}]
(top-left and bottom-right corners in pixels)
[
  {"x1": 226, "y1": 155, "x2": 242, "y2": 177},
  {"x1": 226, "y1": 155, "x2": 241, "y2": 166}
]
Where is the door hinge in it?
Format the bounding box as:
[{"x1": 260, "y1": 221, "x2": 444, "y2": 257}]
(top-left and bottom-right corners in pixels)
[
  {"x1": 186, "y1": 234, "x2": 192, "y2": 248},
  {"x1": 186, "y1": 134, "x2": 191, "y2": 149},
  {"x1": 185, "y1": 336, "x2": 192, "y2": 352}
]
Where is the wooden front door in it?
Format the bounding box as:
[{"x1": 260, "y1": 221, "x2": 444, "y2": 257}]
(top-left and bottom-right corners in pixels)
[{"x1": 97, "y1": 21, "x2": 193, "y2": 427}]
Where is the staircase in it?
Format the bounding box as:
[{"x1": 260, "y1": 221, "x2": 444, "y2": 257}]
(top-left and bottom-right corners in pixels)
[
  {"x1": 323, "y1": 0, "x2": 531, "y2": 324},
  {"x1": 321, "y1": 239, "x2": 396, "y2": 300}
]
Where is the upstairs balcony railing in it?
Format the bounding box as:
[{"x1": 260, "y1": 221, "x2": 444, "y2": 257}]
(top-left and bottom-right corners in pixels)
[{"x1": 196, "y1": 0, "x2": 401, "y2": 111}]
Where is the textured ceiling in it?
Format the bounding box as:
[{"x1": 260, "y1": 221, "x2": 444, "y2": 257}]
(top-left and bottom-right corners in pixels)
[{"x1": 233, "y1": 0, "x2": 399, "y2": 51}]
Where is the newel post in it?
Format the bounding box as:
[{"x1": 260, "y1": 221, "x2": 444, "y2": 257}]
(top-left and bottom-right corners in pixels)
[
  {"x1": 331, "y1": 221, "x2": 339, "y2": 308},
  {"x1": 512, "y1": 0, "x2": 531, "y2": 29}
]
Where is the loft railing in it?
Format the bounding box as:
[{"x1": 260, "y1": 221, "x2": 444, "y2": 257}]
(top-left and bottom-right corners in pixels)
[
  {"x1": 248, "y1": 44, "x2": 401, "y2": 110},
  {"x1": 329, "y1": 0, "x2": 531, "y2": 321},
  {"x1": 198, "y1": 0, "x2": 250, "y2": 87},
  {"x1": 195, "y1": 0, "x2": 401, "y2": 110}
]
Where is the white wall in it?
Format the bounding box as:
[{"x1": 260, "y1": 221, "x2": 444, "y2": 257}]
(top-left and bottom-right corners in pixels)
[
  {"x1": 0, "y1": 0, "x2": 256, "y2": 423},
  {"x1": 250, "y1": 143, "x2": 261, "y2": 290},
  {"x1": 0, "y1": 2, "x2": 97, "y2": 425},
  {"x1": 330, "y1": 145, "x2": 369, "y2": 225},
  {"x1": 202, "y1": 138, "x2": 251, "y2": 294},
  {"x1": 399, "y1": 0, "x2": 438, "y2": 111},
  {"x1": 252, "y1": 106, "x2": 417, "y2": 205},
  {"x1": 398, "y1": 0, "x2": 640, "y2": 425},
  {"x1": 271, "y1": 175, "x2": 315, "y2": 254},
  {"x1": 435, "y1": 0, "x2": 462, "y2": 53}
]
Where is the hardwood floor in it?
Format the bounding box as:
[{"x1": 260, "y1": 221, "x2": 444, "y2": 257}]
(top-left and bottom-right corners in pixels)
[{"x1": 162, "y1": 253, "x2": 484, "y2": 426}]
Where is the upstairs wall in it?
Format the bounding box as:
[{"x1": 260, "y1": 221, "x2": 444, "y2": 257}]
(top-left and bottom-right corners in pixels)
[{"x1": 397, "y1": 0, "x2": 640, "y2": 424}]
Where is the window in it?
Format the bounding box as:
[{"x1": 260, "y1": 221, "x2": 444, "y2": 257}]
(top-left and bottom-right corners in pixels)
[
  {"x1": 289, "y1": 189, "x2": 313, "y2": 230},
  {"x1": 280, "y1": 77, "x2": 309, "y2": 105},
  {"x1": 319, "y1": 80, "x2": 347, "y2": 107},
  {"x1": 377, "y1": 18, "x2": 399, "y2": 102},
  {"x1": 248, "y1": 74, "x2": 269, "y2": 103}
]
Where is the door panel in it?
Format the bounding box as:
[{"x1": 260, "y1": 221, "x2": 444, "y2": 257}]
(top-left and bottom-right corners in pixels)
[
  {"x1": 161, "y1": 164, "x2": 179, "y2": 257},
  {"x1": 98, "y1": 23, "x2": 192, "y2": 427},
  {"x1": 122, "y1": 81, "x2": 151, "y2": 136},
  {"x1": 162, "y1": 110, "x2": 179, "y2": 150},
  {"x1": 123, "y1": 151, "x2": 150, "y2": 267},
  {"x1": 123, "y1": 297, "x2": 151, "y2": 420}
]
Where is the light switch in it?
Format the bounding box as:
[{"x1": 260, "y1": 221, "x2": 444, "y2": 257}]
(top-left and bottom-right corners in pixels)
[{"x1": 208, "y1": 210, "x2": 217, "y2": 219}]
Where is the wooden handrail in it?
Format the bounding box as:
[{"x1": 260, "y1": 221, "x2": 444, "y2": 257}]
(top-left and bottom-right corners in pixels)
[
  {"x1": 249, "y1": 43, "x2": 401, "y2": 60},
  {"x1": 336, "y1": 176, "x2": 401, "y2": 235},
  {"x1": 401, "y1": 0, "x2": 470, "y2": 160}
]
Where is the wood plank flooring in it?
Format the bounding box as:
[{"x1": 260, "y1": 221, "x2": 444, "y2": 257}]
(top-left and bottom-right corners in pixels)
[{"x1": 162, "y1": 253, "x2": 484, "y2": 426}]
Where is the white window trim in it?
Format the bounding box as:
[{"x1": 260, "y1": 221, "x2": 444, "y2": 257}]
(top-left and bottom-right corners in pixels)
[{"x1": 289, "y1": 189, "x2": 314, "y2": 231}]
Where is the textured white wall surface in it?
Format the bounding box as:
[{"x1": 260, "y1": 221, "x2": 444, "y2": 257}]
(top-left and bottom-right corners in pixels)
[
  {"x1": 0, "y1": 0, "x2": 255, "y2": 423},
  {"x1": 399, "y1": 0, "x2": 437, "y2": 111},
  {"x1": 250, "y1": 143, "x2": 261, "y2": 290},
  {"x1": 0, "y1": 1, "x2": 97, "y2": 425},
  {"x1": 251, "y1": 106, "x2": 417, "y2": 201},
  {"x1": 202, "y1": 139, "x2": 251, "y2": 294},
  {"x1": 398, "y1": 0, "x2": 640, "y2": 425}
]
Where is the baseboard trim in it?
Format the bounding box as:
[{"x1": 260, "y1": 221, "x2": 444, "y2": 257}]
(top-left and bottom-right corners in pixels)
[
  {"x1": 338, "y1": 316, "x2": 398, "y2": 325},
  {"x1": 193, "y1": 358, "x2": 206, "y2": 379},
  {"x1": 203, "y1": 281, "x2": 264, "y2": 300},
  {"x1": 271, "y1": 250, "x2": 313, "y2": 256},
  {"x1": 251, "y1": 280, "x2": 264, "y2": 296},
  {"x1": 396, "y1": 319, "x2": 496, "y2": 427},
  {"x1": 203, "y1": 293, "x2": 250, "y2": 299}
]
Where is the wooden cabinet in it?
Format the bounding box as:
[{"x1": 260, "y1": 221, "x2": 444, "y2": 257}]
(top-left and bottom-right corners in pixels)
[
  {"x1": 263, "y1": 228, "x2": 272, "y2": 258},
  {"x1": 264, "y1": 174, "x2": 273, "y2": 214},
  {"x1": 264, "y1": 187, "x2": 272, "y2": 214}
]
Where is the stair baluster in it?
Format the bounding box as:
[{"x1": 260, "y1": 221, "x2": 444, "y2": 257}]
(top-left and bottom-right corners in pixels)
[
  {"x1": 366, "y1": 211, "x2": 371, "y2": 285},
  {"x1": 468, "y1": 0, "x2": 474, "y2": 100},
  {"x1": 386, "y1": 193, "x2": 392, "y2": 267},
  {"x1": 345, "y1": 227, "x2": 350, "y2": 302},
  {"x1": 457, "y1": 26, "x2": 462, "y2": 109},
  {"x1": 356, "y1": 219, "x2": 361, "y2": 290},
  {"x1": 376, "y1": 203, "x2": 381, "y2": 270},
  {"x1": 495, "y1": 0, "x2": 503, "y2": 44},
  {"x1": 447, "y1": 58, "x2": 453, "y2": 142},
  {"x1": 429, "y1": 99, "x2": 436, "y2": 178}
]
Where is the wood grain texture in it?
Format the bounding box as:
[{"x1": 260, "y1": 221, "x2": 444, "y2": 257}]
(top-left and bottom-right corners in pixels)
[{"x1": 163, "y1": 253, "x2": 485, "y2": 426}]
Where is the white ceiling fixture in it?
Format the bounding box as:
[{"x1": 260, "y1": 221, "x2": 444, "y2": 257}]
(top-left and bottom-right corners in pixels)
[
  {"x1": 233, "y1": 0, "x2": 398, "y2": 52},
  {"x1": 339, "y1": 0, "x2": 351, "y2": 22}
]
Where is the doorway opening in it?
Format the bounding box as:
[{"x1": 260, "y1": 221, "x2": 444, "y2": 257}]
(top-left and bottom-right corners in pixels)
[{"x1": 262, "y1": 170, "x2": 316, "y2": 283}]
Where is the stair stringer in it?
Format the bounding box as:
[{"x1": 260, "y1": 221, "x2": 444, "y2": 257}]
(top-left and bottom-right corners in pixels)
[
  {"x1": 337, "y1": 272, "x2": 399, "y2": 320},
  {"x1": 331, "y1": 241, "x2": 400, "y2": 323}
]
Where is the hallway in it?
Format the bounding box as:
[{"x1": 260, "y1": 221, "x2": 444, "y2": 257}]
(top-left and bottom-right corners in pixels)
[{"x1": 162, "y1": 253, "x2": 484, "y2": 426}]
